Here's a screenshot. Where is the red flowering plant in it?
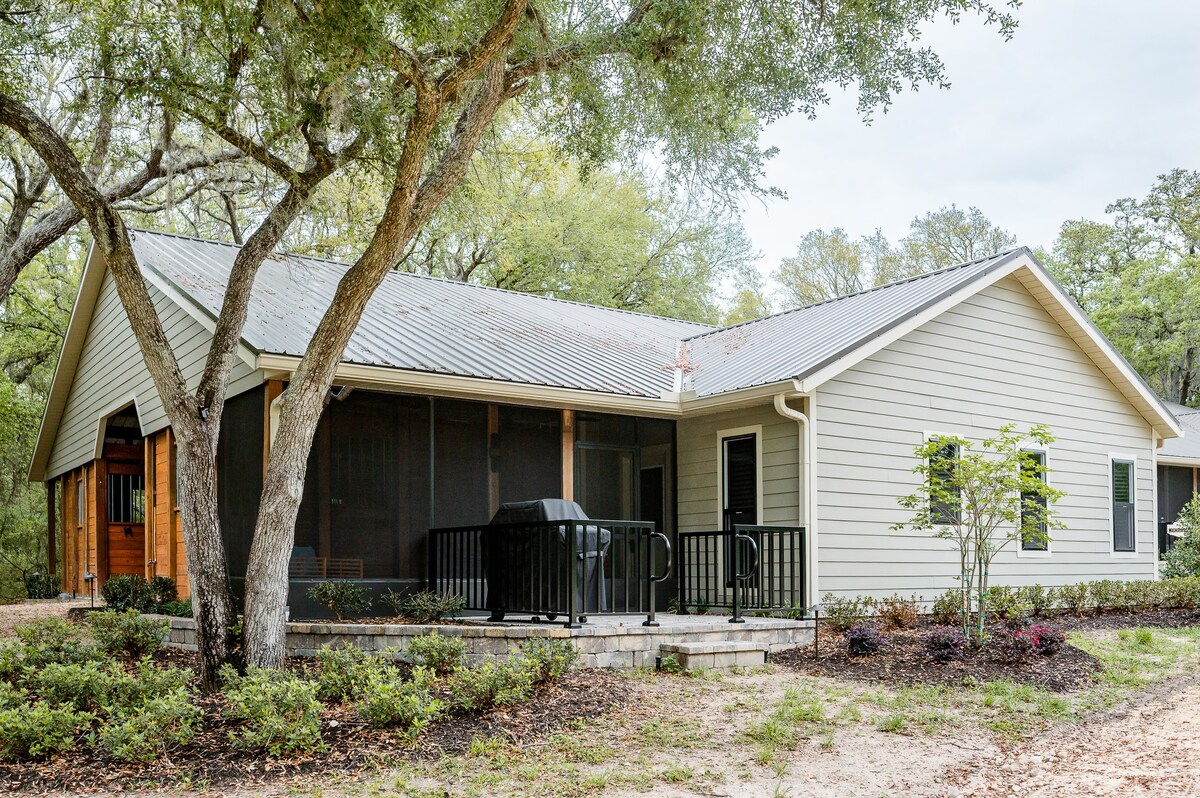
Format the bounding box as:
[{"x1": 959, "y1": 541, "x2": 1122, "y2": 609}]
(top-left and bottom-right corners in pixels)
[{"x1": 995, "y1": 623, "x2": 1066, "y2": 663}]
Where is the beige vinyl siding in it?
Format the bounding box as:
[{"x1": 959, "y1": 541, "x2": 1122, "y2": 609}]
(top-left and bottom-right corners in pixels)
[
  {"x1": 45, "y1": 270, "x2": 260, "y2": 478},
  {"x1": 814, "y1": 274, "x2": 1156, "y2": 599},
  {"x1": 677, "y1": 404, "x2": 800, "y2": 532}
]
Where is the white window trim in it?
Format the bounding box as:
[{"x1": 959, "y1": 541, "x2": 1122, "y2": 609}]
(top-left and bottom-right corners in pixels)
[
  {"x1": 1016, "y1": 445, "x2": 1052, "y2": 559},
  {"x1": 923, "y1": 431, "x2": 965, "y2": 529},
  {"x1": 1108, "y1": 453, "x2": 1139, "y2": 559},
  {"x1": 715, "y1": 425, "x2": 763, "y2": 529}
]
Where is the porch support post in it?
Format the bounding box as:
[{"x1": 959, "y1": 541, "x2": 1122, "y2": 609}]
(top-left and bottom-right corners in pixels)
[
  {"x1": 561, "y1": 409, "x2": 575, "y2": 501},
  {"x1": 46, "y1": 480, "x2": 56, "y2": 575},
  {"x1": 487, "y1": 404, "x2": 500, "y2": 516}
]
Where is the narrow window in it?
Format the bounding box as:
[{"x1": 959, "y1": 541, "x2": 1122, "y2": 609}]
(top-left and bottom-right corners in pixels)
[
  {"x1": 76, "y1": 479, "x2": 84, "y2": 526},
  {"x1": 722, "y1": 434, "x2": 758, "y2": 529},
  {"x1": 1020, "y1": 451, "x2": 1048, "y2": 551},
  {"x1": 1112, "y1": 459, "x2": 1135, "y2": 552},
  {"x1": 929, "y1": 440, "x2": 960, "y2": 525}
]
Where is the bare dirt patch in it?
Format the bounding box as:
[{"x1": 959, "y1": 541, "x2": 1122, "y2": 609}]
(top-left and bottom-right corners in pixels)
[{"x1": 955, "y1": 684, "x2": 1200, "y2": 798}]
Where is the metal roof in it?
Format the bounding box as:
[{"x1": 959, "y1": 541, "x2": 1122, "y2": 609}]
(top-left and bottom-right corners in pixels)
[
  {"x1": 130, "y1": 230, "x2": 711, "y2": 398},
  {"x1": 1161, "y1": 401, "x2": 1200, "y2": 462},
  {"x1": 683, "y1": 249, "x2": 1027, "y2": 397}
]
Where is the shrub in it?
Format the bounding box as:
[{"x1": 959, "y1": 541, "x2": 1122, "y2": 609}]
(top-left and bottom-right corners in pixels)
[
  {"x1": 1163, "y1": 495, "x2": 1200, "y2": 578},
  {"x1": 23, "y1": 571, "x2": 59, "y2": 599},
  {"x1": 382, "y1": 589, "x2": 467, "y2": 623},
  {"x1": 875, "y1": 594, "x2": 919, "y2": 630},
  {"x1": 447, "y1": 658, "x2": 535, "y2": 712},
  {"x1": 94, "y1": 687, "x2": 202, "y2": 763},
  {"x1": 924, "y1": 626, "x2": 968, "y2": 663},
  {"x1": 222, "y1": 666, "x2": 325, "y2": 756},
  {"x1": 23, "y1": 660, "x2": 126, "y2": 713},
  {"x1": 930, "y1": 589, "x2": 963, "y2": 626},
  {"x1": 985, "y1": 585, "x2": 1031, "y2": 622},
  {"x1": 101, "y1": 574, "x2": 157, "y2": 613},
  {"x1": 843, "y1": 623, "x2": 885, "y2": 657},
  {"x1": 519, "y1": 638, "x2": 579, "y2": 683},
  {"x1": 311, "y1": 645, "x2": 397, "y2": 704},
  {"x1": 0, "y1": 701, "x2": 91, "y2": 760},
  {"x1": 12, "y1": 616, "x2": 97, "y2": 668},
  {"x1": 89, "y1": 610, "x2": 167, "y2": 658},
  {"x1": 355, "y1": 666, "x2": 443, "y2": 732},
  {"x1": 1028, "y1": 624, "x2": 1065, "y2": 656},
  {"x1": 1162, "y1": 577, "x2": 1200, "y2": 609},
  {"x1": 307, "y1": 581, "x2": 371, "y2": 620},
  {"x1": 406, "y1": 632, "x2": 466, "y2": 676},
  {"x1": 159, "y1": 598, "x2": 193, "y2": 618},
  {"x1": 0, "y1": 680, "x2": 26, "y2": 709},
  {"x1": 1057, "y1": 582, "x2": 1089, "y2": 614},
  {"x1": 1089, "y1": 579, "x2": 1123, "y2": 612},
  {"x1": 148, "y1": 576, "x2": 178, "y2": 608},
  {"x1": 819, "y1": 593, "x2": 873, "y2": 632},
  {"x1": 1019, "y1": 584, "x2": 1056, "y2": 617},
  {"x1": 119, "y1": 659, "x2": 194, "y2": 708}
]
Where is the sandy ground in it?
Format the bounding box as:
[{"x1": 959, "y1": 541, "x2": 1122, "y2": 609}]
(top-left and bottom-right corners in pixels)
[
  {"x1": 0, "y1": 597, "x2": 94, "y2": 637},
  {"x1": 958, "y1": 686, "x2": 1200, "y2": 798}
]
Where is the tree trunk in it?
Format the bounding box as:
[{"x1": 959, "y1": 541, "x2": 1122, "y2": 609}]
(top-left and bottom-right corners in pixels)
[{"x1": 172, "y1": 418, "x2": 238, "y2": 689}]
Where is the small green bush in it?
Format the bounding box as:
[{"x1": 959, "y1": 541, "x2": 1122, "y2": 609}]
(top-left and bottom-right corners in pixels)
[
  {"x1": 875, "y1": 594, "x2": 919, "y2": 629},
  {"x1": 312, "y1": 644, "x2": 389, "y2": 703},
  {"x1": 447, "y1": 658, "x2": 535, "y2": 712},
  {"x1": 118, "y1": 659, "x2": 194, "y2": 708},
  {"x1": 148, "y1": 576, "x2": 178, "y2": 608},
  {"x1": 406, "y1": 632, "x2": 465, "y2": 676},
  {"x1": 23, "y1": 660, "x2": 126, "y2": 714},
  {"x1": 1057, "y1": 582, "x2": 1089, "y2": 614},
  {"x1": 0, "y1": 701, "x2": 91, "y2": 760},
  {"x1": 23, "y1": 571, "x2": 59, "y2": 599},
  {"x1": 519, "y1": 637, "x2": 579, "y2": 683},
  {"x1": 986, "y1": 585, "x2": 1031, "y2": 623},
  {"x1": 159, "y1": 598, "x2": 193, "y2": 618},
  {"x1": 1162, "y1": 577, "x2": 1200, "y2": 609},
  {"x1": 0, "y1": 680, "x2": 26, "y2": 709},
  {"x1": 307, "y1": 580, "x2": 371, "y2": 620},
  {"x1": 222, "y1": 666, "x2": 325, "y2": 756},
  {"x1": 11, "y1": 616, "x2": 97, "y2": 668},
  {"x1": 930, "y1": 589, "x2": 962, "y2": 625},
  {"x1": 1019, "y1": 584, "x2": 1057, "y2": 616},
  {"x1": 381, "y1": 589, "x2": 466, "y2": 623},
  {"x1": 89, "y1": 610, "x2": 167, "y2": 658},
  {"x1": 355, "y1": 665, "x2": 443, "y2": 732},
  {"x1": 819, "y1": 593, "x2": 873, "y2": 632},
  {"x1": 101, "y1": 574, "x2": 157, "y2": 613},
  {"x1": 1089, "y1": 579, "x2": 1123, "y2": 612},
  {"x1": 94, "y1": 687, "x2": 202, "y2": 763}
]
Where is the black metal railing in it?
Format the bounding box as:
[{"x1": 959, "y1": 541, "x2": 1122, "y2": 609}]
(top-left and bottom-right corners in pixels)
[
  {"x1": 677, "y1": 525, "x2": 806, "y2": 622},
  {"x1": 428, "y1": 519, "x2": 671, "y2": 628}
]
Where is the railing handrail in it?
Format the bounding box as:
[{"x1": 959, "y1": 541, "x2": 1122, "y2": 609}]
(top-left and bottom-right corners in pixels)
[{"x1": 677, "y1": 525, "x2": 807, "y2": 621}]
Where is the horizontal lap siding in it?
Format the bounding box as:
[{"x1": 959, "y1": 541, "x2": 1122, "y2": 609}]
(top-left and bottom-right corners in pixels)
[
  {"x1": 815, "y1": 275, "x2": 1156, "y2": 600},
  {"x1": 677, "y1": 405, "x2": 800, "y2": 532},
  {"x1": 46, "y1": 272, "x2": 260, "y2": 478}
]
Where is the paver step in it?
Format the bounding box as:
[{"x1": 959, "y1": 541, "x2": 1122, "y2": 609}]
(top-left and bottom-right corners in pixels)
[
  {"x1": 658, "y1": 640, "x2": 768, "y2": 671},
  {"x1": 659, "y1": 641, "x2": 767, "y2": 655}
]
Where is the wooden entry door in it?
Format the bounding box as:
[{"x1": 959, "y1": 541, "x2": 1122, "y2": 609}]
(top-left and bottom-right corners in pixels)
[{"x1": 105, "y1": 462, "x2": 146, "y2": 577}]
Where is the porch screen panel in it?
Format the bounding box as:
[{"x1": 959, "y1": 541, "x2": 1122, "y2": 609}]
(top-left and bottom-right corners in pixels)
[
  {"x1": 216, "y1": 385, "x2": 264, "y2": 578},
  {"x1": 433, "y1": 399, "x2": 490, "y2": 527},
  {"x1": 576, "y1": 447, "x2": 636, "y2": 520},
  {"x1": 497, "y1": 406, "x2": 561, "y2": 505}
]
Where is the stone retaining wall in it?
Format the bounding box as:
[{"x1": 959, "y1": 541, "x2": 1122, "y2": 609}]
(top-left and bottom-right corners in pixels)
[{"x1": 154, "y1": 615, "x2": 814, "y2": 669}]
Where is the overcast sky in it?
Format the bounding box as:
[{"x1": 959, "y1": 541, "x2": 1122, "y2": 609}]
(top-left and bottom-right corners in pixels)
[{"x1": 738, "y1": 1, "x2": 1200, "y2": 277}]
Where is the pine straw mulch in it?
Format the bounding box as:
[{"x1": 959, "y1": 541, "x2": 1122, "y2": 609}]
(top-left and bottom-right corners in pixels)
[{"x1": 0, "y1": 651, "x2": 630, "y2": 795}]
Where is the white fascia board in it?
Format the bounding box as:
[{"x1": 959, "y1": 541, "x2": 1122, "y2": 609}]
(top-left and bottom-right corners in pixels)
[{"x1": 255, "y1": 354, "x2": 684, "y2": 418}]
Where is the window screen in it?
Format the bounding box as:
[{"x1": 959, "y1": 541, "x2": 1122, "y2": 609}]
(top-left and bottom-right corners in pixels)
[
  {"x1": 929, "y1": 440, "x2": 960, "y2": 526},
  {"x1": 1020, "y1": 451, "x2": 1048, "y2": 551},
  {"x1": 1112, "y1": 459, "x2": 1135, "y2": 552}
]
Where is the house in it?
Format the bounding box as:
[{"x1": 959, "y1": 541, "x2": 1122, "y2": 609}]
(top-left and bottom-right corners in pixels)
[
  {"x1": 29, "y1": 230, "x2": 1183, "y2": 617},
  {"x1": 1157, "y1": 401, "x2": 1200, "y2": 555}
]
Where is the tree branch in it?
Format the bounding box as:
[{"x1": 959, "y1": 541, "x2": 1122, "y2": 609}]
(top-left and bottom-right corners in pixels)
[{"x1": 439, "y1": 0, "x2": 528, "y2": 100}]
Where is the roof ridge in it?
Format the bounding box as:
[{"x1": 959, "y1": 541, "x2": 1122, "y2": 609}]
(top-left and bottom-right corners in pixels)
[
  {"x1": 685, "y1": 246, "x2": 1028, "y2": 342},
  {"x1": 129, "y1": 227, "x2": 714, "y2": 330}
]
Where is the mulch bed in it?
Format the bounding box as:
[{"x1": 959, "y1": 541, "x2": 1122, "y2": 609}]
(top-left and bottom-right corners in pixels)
[
  {"x1": 774, "y1": 608, "x2": 1200, "y2": 693},
  {"x1": 0, "y1": 650, "x2": 629, "y2": 794}
]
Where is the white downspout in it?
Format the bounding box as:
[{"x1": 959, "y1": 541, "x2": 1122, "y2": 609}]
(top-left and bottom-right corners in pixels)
[{"x1": 774, "y1": 392, "x2": 815, "y2": 608}]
